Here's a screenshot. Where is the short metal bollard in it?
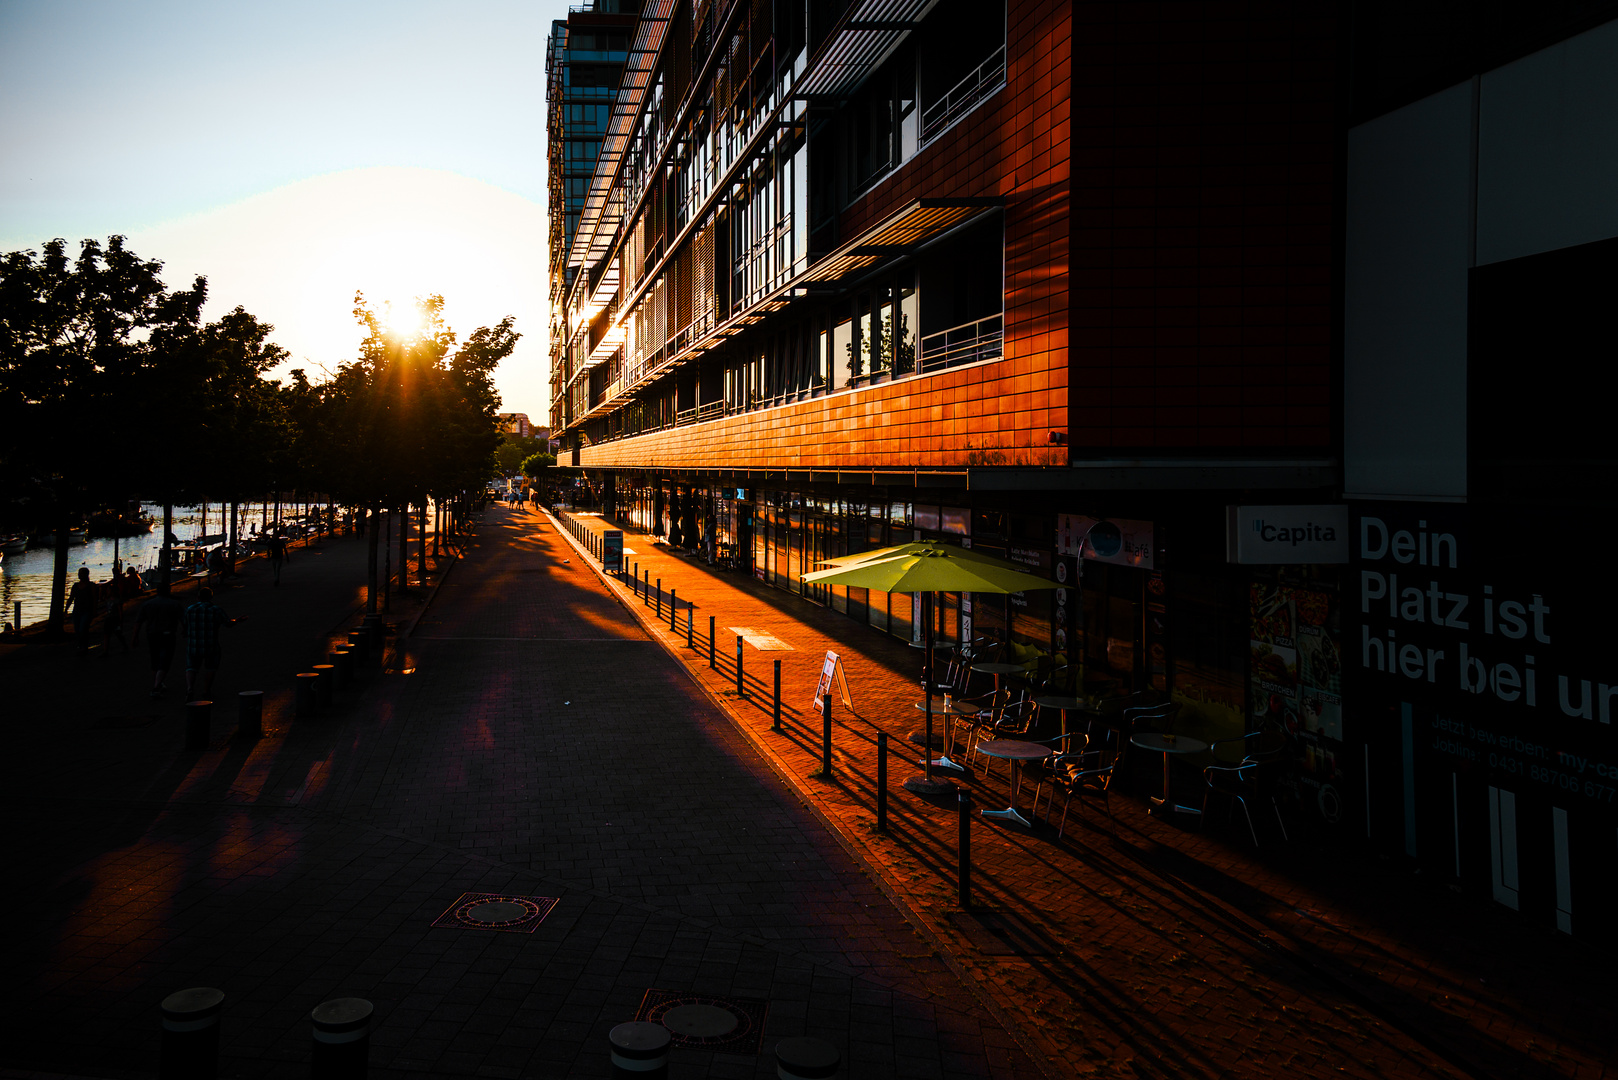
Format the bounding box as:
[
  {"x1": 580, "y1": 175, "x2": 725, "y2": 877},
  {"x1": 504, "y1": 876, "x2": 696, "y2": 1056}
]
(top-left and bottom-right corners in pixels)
[
  {"x1": 958, "y1": 790, "x2": 973, "y2": 909},
  {"x1": 776, "y1": 1036, "x2": 841, "y2": 1079},
  {"x1": 709, "y1": 616, "x2": 716, "y2": 667},
  {"x1": 330, "y1": 649, "x2": 352, "y2": 689},
  {"x1": 185, "y1": 700, "x2": 212, "y2": 751},
  {"x1": 877, "y1": 732, "x2": 888, "y2": 832},
  {"x1": 159, "y1": 986, "x2": 224, "y2": 1080},
  {"x1": 311, "y1": 665, "x2": 335, "y2": 708},
  {"x1": 310, "y1": 997, "x2": 372, "y2": 1079},
  {"x1": 655, "y1": 577, "x2": 661, "y2": 617},
  {"x1": 773, "y1": 659, "x2": 782, "y2": 731},
  {"x1": 822, "y1": 692, "x2": 833, "y2": 776},
  {"x1": 295, "y1": 673, "x2": 319, "y2": 716},
  {"x1": 669, "y1": 587, "x2": 677, "y2": 630},
  {"x1": 237, "y1": 691, "x2": 264, "y2": 738},
  {"x1": 346, "y1": 631, "x2": 367, "y2": 666},
  {"x1": 686, "y1": 607, "x2": 693, "y2": 648},
  {"x1": 608, "y1": 1021, "x2": 670, "y2": 1079},
  {"x1": 736, "y1": 635, "x2": 745, "y2": 696}
]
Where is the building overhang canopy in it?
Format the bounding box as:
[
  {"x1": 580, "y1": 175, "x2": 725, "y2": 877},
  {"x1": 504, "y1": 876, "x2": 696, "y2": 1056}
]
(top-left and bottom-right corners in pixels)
[
  {"x1": 801, "y1": 197, "x2": 1002, "y2": 289},
  {"x1": 795, "y1": 0, "x2": 942, "y2": 101}
]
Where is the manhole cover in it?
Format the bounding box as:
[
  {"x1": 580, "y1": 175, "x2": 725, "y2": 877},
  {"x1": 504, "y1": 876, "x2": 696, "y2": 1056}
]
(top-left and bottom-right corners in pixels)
[
  {"x1": 431, "y1": 892, "x2": 559, "y2": 933},
  {"x1": 662, "y1": 1004, "x2": 739, "y2": 1038},
  {"x1": 636, "y1": 990, "x2": 767, "y2": 1054}
]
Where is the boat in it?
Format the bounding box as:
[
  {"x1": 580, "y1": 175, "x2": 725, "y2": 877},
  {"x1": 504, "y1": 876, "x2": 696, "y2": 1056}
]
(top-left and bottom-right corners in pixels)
[
  {"x1": 1, "y1": 535, "x2": 27, "y2": 555},
  {"x1": 36, "y1": 528, "x2": 89, "y2": 546},
  {"x1": 86, "y1": 509, "x2": 155, "y2": 538}
]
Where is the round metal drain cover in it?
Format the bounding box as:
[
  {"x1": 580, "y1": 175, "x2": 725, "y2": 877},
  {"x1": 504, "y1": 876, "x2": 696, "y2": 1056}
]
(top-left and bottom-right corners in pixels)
[
  {"x1": 661, "y1": 1004, "x2": 739, "y2": 1038},
  {"x1": 461, "y1": 899, "x2": 540, "y2": 926}
]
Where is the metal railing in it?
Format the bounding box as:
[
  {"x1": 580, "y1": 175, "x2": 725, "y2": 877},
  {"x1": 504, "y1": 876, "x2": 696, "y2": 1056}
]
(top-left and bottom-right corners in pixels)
[
  {"x1": 920, "y1": 45, "x2": 1006, "y2": 142},
  {"x1": 919, "y1": 315, "x2": 1003, "y2": 373}
]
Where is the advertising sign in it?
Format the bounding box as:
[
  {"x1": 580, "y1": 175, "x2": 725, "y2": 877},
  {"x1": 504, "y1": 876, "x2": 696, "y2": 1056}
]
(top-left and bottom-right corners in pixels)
[
  {"x1": 602, "y1": 530, "x2": 623, "y2": 574},
  {"x1": 1056, "y1": 515, "x2": 1154, "y2": 569},
  {"x1": 1227, "y1": 505, "x2": 1349, "y2": 564}
]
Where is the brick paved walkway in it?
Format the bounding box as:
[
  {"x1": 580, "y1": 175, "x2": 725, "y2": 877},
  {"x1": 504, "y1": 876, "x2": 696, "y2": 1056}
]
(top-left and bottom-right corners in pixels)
[
  {"x1": 548, "y1": 507, "x2": 1613, "y2": 1080},
  {"x1": 0, "y1": 508, "x2": 1032, "y2": 1079}
]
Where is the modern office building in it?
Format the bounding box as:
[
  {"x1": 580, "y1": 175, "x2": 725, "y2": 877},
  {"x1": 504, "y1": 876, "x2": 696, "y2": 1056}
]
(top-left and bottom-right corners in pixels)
[{"x1": 545, "y1": 0, "x2": 1618, "y2": 942}]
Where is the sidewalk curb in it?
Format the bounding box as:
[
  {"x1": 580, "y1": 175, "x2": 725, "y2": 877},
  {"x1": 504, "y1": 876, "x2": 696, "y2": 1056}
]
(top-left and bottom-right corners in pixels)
[
  {"x1": 399, "y1": 533, "x2": 468, "y2": 641},
  {"x1": 544, "y1": 509, "x2": 1064, "y2": 1080}
]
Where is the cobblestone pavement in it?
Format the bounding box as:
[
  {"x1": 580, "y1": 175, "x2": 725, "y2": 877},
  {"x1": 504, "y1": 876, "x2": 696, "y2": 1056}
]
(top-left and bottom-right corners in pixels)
[
  {"x1": 0, "y1": 509, "x2": 1032, "y2": 1079},
  {"x1": 547, "y1": 507, "x2": 1614, "y2": 1080}
]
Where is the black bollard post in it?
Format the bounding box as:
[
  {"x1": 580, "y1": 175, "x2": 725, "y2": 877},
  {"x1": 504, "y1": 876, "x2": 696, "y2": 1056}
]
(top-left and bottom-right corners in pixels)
[
  {"x1": 709, "y1": 616, "x2": 716, "y2": 668},
  {"x1": 311, "y1": 665, "x2": 335, "y2": 708},
  {"x1": 773, "y1": 659, "x2": 782, "y2": 732},
  {"x1": 669, "y1": 587, "x2": 677, "y2": 630},
  {"x1": 687, "y1": 606, "x2": 693, "y2": 648},
  {"x1": 632, "y1": 562, "x2": 638, "y2": 596},
  {"x1": 822, "y1": 692, "x2": 833, "y2": 776},
  {"x1": 346, "y1": 631, "x2": 367, "y2": 666},
  {"x1": 330, "y1": 649, "x2": 352, "y2": 690},
  {"x1": 185, "y1": 700, "x2": 212, "y2": 751},
  {"x1": 958, "y1": 790, "x2": 973, "y2": 909},
  {"x1": 609, "y1": 1021, "x2": 670, "y2": 1079},
  {"x1": 237, "y1": 691, "x2": 263, "y2": 739},
  {"x1": 877, "y1": 732, "x2": 889, "y2": 832},
  {"x1": 736, "y1": 635, "x2": 745, "y2": 696},
  {"x1": 295, "y1": 673, "x2": 319, "y2": 716},
  {"x1": 775, "y1": 1037, "x2": 841, "y2": 1080},
  {"x1": 159, "y1": 987, "x2": 224, "y2": 1080},
  {"x1": 310, "y1": 997, "x2": 372, "y2": 1079},
  {"x1": 655, "y1": 577, "x2": 661, "y2": 617}
]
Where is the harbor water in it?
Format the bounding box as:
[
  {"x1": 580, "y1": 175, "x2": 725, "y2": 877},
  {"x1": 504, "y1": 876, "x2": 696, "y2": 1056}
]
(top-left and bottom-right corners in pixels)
[{"x1": 1, "y1": 501, "x2": 327, "y2": 630}]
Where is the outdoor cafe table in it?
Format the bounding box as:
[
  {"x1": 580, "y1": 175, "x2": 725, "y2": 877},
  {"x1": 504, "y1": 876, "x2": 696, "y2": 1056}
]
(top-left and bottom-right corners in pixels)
[
  {"x1": 911, "y1": 699, "x2": 983, "y2": 773},
  {"x1": 1033, "y1": 694, "x2": 1088, "y2": 741},
  {"x1": 1128, "y1": 731, "x2": 1209, "y2": 815},
  {"x1": 976, "y1": 739, "x2": 1052, "y2": 828},
  {"x1": 971, "y1": 661, "x2": 1026, "y2": 693}
]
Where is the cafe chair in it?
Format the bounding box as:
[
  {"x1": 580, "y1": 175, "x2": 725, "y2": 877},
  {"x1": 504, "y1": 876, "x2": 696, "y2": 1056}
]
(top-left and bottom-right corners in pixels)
[
  {"x1": 1200, "y1": 731, "x2": 1290, "y2": 846},
  {"x1": 1039, "y1": 743, "x2": 1117, "y2": 838}
]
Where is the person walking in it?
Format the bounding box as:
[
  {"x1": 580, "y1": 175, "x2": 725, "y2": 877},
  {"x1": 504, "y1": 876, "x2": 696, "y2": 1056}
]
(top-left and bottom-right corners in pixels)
[
  {"x1": 131, "y1": 585, "x2": 184, "y2": 698},
  {"x1": 66, "y1": 567, "x2": 95, "y2": 657},
  {"x1": 267, "y1": 533, "x2": 287, "y2": 587},
  {"x1": 101, "y1": 586, "x2": 130, "y2": 656},
  {"x1": 182, "y1": 586, "x2": 236, "y2": 700}
]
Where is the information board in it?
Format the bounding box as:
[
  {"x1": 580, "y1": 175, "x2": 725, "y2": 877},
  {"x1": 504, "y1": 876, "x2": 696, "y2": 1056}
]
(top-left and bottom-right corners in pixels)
[{"x1": 602, "y1": 530, "x2": 623, "y2": 573}]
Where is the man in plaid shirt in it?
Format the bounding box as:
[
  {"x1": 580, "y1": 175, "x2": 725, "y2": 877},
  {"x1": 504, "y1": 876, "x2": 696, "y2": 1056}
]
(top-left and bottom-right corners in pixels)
[{"x1": 183, "y1": 586, "x2": 237, "y2": 699}]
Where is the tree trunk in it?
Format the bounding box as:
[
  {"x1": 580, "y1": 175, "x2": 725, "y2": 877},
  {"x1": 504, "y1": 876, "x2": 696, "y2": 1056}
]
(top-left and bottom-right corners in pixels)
[
  {"x1": 229, "y1": 500, "x2": 239, "y2": 575},
  {"x1": 397, "y1": 503, "x2": 409, "y2": 592},
  {"x1": 47, "y1": 512, "x2": 70, "y2": 636},
  {"x1": 419, "y1": 502, "x2": 428, "y2": 576},
  {"x1": 365, "y1": 506, "x2": 379, "y2": 613}
]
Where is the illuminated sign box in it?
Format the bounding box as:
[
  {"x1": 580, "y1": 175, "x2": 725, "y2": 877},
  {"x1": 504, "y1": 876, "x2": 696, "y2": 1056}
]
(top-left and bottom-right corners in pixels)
[{"x1": 1226, "y1": 505, "x2": 1349, "y2": 564}]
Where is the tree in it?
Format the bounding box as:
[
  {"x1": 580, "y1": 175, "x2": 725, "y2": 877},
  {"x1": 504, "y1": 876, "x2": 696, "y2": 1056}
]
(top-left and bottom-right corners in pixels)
[
  {"x1": 0, "y1": 236, "x2": 206, "y2": 631},
  {"x1": 495, "y1": 434, "x2": 548, "y2": 475}
]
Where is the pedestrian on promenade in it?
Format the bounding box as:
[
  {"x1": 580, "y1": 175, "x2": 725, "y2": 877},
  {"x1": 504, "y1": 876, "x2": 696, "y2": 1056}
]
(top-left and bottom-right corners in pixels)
[
  {"x1": 66, "y1": 567, "x2": 95, "y2": 656},
  {"x1": 182, "y1": 586, "x2": 236, "y2": 699},
  {"x1": 132, "y1": 585, "x2": 183, "y2": 698},
  {"x1": 267, "y1": 534, "x2": 287, "y2": 587}
]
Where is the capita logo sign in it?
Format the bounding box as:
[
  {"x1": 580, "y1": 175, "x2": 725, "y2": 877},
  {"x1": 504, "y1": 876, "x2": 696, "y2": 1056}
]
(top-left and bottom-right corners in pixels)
[{"x1": 1226, "y1": 505, "x2": 1349, "y2": 564}]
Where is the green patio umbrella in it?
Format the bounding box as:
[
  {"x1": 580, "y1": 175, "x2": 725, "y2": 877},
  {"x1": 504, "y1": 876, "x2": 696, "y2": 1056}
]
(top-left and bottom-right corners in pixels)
[{"x1": 804, "y1": 543, "x2": 1059, "y2": 792}]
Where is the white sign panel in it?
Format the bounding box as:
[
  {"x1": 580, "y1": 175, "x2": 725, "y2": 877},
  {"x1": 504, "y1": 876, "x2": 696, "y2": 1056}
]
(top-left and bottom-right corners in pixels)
[
  {"x1": 1056, "y1": 515, "x2": 1154, "y2": 569},
  {"x1": 1226, "y1": 505, "x2": 1349, "y2": 564}
]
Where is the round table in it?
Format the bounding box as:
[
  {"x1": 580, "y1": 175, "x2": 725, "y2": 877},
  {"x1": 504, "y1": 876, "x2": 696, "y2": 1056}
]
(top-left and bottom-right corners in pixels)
[
  {"x1": 975, "y1": 739, "x2": 1052, "y2": 827},
  {"x1": 971, "y1": 661, "x2": 1026, "y2": 694},
  {"x1": 1128, "y1": 732, "x2": 1209, "y2": 815},
  {"x1": 1033, "y1": 694, "x2": 1089, "y2": 743},
  {"x1": 911, "y1": 699, "x2": 981, "y2": 772}
]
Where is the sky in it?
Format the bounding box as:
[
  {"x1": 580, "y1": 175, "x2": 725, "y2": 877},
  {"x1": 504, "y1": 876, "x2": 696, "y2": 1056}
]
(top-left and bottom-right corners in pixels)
[{"x1": 0, "y1": 0, "x2": 571, "y2": 421}]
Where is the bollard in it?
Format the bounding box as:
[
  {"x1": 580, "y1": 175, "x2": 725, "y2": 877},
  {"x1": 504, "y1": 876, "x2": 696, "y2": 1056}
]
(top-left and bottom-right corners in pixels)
[
  {"x1": 776, "y1": 1037, "x2": 841, "y2": 1080},
  {"x1": 159, "y1": 986, "x2": 224, "y2": 1080},
  {"x1": 822, "y1": 692, "x2": 833, "y2": 776},
  {"x1": 311, "y1": 665, "x2": 335, "y2": 708},
  {"x1": 687, "y1": 606, "x2": 693, "y2": 648},
  {"x1": 655, "y1": 577, "x2": 662, "y2": 617},
  {"x1": 346, "y1": 631, "x2": 367, "y2": 666},
  {"x1": 295, "y1": 673, "x2": 319, "y2": 716},
  {"x1": 669, "y1": 587, "x2": 677, "y2": 630},
  {"x1": 958, "y1": 790, "x2": 973, "y2": 909},
  {"x1": 609, "y1": 1021, "x2": 670, "y2": 1079},
  {"x1": 330, "y1": 649, "x2": 352, "y2": 690},
  {"x1": 310, "y1": 997, "x2": 372, "y2": 1079},
  {"x1": 13, "y1": 600, "x2": 20, "y2": 631},
  {"x1": 237, "y1": 691, "x2": 264, "y2": 738},
  {"x1": 633, "y1": 562, "x2": 638, "y2": 596},
  {"x1": 709, "y1": 616, "x2": 716, "y2": 668},
  {"x1": 773, "y1": 659, "x2": 782, "y2": 731},
  {"x1": 877, "y1": 732, "x2": 888, "y2": 832},
  {"x1": 185, "y1": 700, "x2": 212, "y2": 751},
  {"x1": 736, "y1": 635, "x2": 745, "y2": 696}
]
